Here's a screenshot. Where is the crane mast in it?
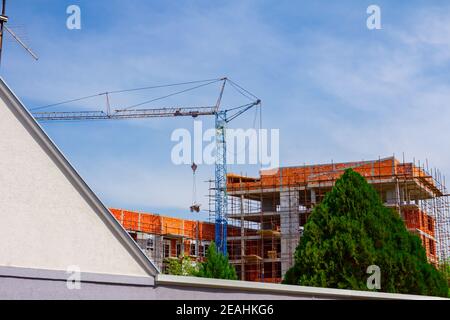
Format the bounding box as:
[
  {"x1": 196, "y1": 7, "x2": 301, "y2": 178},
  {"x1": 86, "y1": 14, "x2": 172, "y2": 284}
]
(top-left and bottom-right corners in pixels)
[
  {"x1": 32, "y1": 78, "x2": 261, "y2": 256},
  {"x1": 214, "y1": 110, "x2": 228, "y2": 255}
]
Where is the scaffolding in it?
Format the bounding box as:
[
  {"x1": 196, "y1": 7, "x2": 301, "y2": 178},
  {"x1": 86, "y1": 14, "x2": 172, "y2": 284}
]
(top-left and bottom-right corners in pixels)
[
  {"x1": 110, "y1": 208, "x2": 250, "y2": 273},
  {"x1": 208, "y1": 156, "x2": 450, "y2": 283},
  {"x1": 109, "y1": 208, "x2": 216, "y2": 272}
]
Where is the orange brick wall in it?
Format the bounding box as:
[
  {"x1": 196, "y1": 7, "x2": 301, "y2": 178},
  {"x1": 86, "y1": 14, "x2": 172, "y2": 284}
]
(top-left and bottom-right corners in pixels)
[
  {"x1": 402, "y1": 208, "x2": 437, "y2": 263},
  {"x1": 110, "y1": 208, "x2": 215, "y2": 241}
]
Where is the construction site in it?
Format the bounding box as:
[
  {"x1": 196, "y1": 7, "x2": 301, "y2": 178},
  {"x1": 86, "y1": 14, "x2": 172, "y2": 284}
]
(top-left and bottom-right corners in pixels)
[
  {"x1": 109, "y1": 208, "x2": 215, "y2": 273},
  {"x1": 3, "y1": 0, "x2": 450, "y2": 301},
  {"x1": 224, "y1": 156, "x2": 450, "y2": 282},
  {"x1": 20, "y1": 66, "x2": 450, "y2": 286},
  {"x1": 110, "y1": 156, "x2": 450, "y2": 283},
  {"x1": 9, "y1": 36, "x2": 446, "y2": 284}
]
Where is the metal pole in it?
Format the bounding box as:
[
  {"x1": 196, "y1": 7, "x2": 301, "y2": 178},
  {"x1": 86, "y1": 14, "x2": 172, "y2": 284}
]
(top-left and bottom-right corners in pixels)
[
  {"x1": 240, "y1": 194, "x2": 245, "y2": 280},
  {"x1": 0, "y1": 0, "x2": 7, "y2": 68}
]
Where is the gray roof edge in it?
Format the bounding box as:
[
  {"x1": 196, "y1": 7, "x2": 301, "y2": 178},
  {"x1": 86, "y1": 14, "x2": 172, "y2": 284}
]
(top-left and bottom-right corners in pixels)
[
  {"x1": 156, "y1": 275, "x2": 448, "y2": 300},
  {"x1": 0, "y1": 77, "x2": 159, "y2": 277},
  {"x1": 0, "y1": 265, "x2": 154, "y2": 286}
]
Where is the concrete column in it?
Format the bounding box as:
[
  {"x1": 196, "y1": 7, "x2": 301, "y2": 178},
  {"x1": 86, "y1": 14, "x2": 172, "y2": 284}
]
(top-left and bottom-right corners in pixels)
[
  {"x1": 279, "y1": 189, "x2": 300, "y2": 277},
  {"x1": 310, "y1": 189, "x2": 316, "y2": 206},
  {"x1": 181, "y1": 239, "x2": 185, "y2": 257},
  {"x1": 195, "y1": 222, "x2": 199, "y2": 257},
  {"x1": 154, "y1": 235, "x2": 164, "y2": 271}
]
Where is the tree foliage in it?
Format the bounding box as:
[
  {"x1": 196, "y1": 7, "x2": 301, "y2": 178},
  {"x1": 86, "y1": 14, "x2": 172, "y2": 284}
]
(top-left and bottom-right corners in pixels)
[
  {"x1": 283, "y1": 169, "x2": 448, "y2": 297},
  {"x1": 165, "y1": 255, "x2": 199, "y2": 276},
  {"x1": 439, "y1": 261, "x2": 450, "y2": 297},
  {"x1": 196, "y1": 242, "x2": 237, "y2": 280}
]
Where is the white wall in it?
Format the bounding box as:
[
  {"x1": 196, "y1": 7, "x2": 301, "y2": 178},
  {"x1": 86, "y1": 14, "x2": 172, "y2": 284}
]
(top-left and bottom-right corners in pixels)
[{"x1": 0, "y1": 89, "x2": 149, "y2": 277}]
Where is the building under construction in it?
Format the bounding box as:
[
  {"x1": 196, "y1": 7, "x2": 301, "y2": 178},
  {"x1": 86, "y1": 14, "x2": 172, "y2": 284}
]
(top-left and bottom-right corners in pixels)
[
  {"x1": 111, "y1": 156, "x2": 450, "y2": 283},
  {"x1": 109, "y1": 208, "x2": 257, "y2": 273},
  {"x1": 222, "y1": 156, "x2": 450, "y2": 283},
  {"x1": 109, "y1": 208, "x2": 216, "y2": 273}
]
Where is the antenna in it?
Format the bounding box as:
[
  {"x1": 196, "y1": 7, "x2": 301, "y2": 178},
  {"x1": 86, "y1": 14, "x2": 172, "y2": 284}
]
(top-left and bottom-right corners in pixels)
[
  {"x1": 0, "y1": 0, "x2": 38, "y2": 68},
  {"x1": 4, "y1": 25, "x2": 38, "y2": 60}
]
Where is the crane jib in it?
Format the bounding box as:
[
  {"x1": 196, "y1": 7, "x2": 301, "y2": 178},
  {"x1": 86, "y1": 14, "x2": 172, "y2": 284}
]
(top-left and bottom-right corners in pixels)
[{"x1": 31, "y1": 78, "x2": 261, "y2": 256}]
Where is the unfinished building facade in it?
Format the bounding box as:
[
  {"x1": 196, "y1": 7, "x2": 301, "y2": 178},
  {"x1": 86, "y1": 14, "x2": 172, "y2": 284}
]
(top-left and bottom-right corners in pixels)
[
  {"x1": 110, "y1": 209, "x2": 215, "y2": 272},
  {"x1": 223, "y1": 157, "x2": 450, "y2": 283}
]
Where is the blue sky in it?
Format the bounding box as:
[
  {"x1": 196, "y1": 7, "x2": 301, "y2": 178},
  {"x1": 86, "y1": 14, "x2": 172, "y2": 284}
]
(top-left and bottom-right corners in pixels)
[{"x1": 2, "y1": 0, "x2": 450, "y2": 220}]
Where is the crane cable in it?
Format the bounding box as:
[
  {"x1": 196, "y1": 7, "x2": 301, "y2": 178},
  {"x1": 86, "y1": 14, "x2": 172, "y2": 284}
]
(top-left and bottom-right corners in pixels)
[
  {"x1": 227, "y1": 79, "x2": 259, "y2": 101},
  {"x1": 121, "y1": 79, "x2": 222, "y2": 110},
  {"x1": 31, "y1": 78, "x2": 223, "y2": 111}
]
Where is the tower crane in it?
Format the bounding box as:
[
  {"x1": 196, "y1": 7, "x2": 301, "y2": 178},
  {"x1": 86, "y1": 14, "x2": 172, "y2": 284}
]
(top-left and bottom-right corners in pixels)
[{"x1": 31, "y1": 77, "x2": 261, "y2": 255}]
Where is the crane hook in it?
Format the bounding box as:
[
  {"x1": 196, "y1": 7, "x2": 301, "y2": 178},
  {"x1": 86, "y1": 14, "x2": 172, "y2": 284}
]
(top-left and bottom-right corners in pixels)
[{"x1": 190, "y1": 162, "x2": 200, "y2": 213}]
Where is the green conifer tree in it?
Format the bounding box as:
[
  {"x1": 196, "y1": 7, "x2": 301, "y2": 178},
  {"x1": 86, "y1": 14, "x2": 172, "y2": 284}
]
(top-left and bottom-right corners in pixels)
[
  {"x1": 196, "y1": 242, "x2": 237, "y2": 280},
  {"x1": 283, "y1": 169, "x2": 448, "y2": 297}
]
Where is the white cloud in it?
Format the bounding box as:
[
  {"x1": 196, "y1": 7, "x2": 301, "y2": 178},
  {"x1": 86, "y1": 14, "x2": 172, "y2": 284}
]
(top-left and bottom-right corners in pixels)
[{"x1": 275, "y1": 6, "x2": 450, "y2": 178}]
